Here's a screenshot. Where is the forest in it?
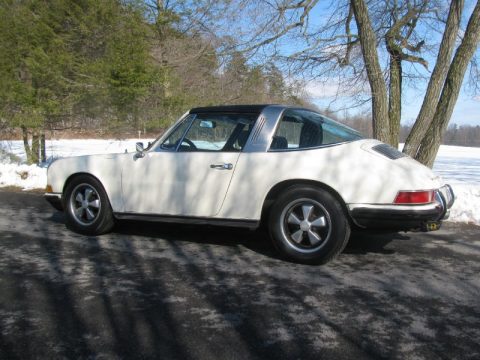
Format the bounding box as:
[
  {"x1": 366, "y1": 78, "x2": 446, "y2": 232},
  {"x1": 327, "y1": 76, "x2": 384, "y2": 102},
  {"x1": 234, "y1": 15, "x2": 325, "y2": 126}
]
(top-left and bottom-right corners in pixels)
[
  {"x1": 0, "y1": 0, "x2": 479, "y2": 165},
  {"x1": 0, "y1": 0, "x2": 308, "y2": 163}
]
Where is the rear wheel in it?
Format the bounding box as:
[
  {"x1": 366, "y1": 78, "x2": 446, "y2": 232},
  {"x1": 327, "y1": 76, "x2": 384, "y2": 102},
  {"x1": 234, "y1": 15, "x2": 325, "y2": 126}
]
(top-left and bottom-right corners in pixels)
[
  {"x1": 269, "y1": 185, "x2": 350, "y2": 264},
  {"x1": 64, "y1": 175, "x2": 114, "y2": 235}
]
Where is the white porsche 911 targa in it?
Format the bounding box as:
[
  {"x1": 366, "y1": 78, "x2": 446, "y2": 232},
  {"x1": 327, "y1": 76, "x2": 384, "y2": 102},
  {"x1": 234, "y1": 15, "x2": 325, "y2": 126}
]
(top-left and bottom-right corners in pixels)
[{"x1": 45, "y1": 105, "x2": 455, "y2": 264}]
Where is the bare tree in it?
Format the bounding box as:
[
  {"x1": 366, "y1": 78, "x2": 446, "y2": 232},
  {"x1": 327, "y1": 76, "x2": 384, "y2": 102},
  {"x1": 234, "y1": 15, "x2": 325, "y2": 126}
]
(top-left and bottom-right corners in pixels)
[
  {"x1": 416, "y1": 1, "x2": 480, "y2": 166},
  {"x1": 351, "y1": 0, "x2": 390, "y2": 142},
  {"x1": 384, "y1": 1, "x2": 429, "y2": 146},
  {"x1": 218, "y1": 0, "x2": 480, "y2": 166},
  {"x1": 403, "y1": 0, "x2": 464, "y2": 156}
]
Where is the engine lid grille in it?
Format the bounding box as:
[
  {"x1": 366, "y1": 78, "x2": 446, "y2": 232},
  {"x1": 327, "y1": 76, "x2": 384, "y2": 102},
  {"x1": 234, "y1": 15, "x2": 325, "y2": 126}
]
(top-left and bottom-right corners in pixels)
[{"x1": 372, "y1": 143, "x2": 407, "y2": 160}]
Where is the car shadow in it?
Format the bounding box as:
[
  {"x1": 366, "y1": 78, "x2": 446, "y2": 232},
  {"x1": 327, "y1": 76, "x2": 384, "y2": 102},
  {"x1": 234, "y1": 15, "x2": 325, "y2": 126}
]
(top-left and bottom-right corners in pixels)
[
  {"x1": 115, "y1": 219, "x2": 283, "y2": 260},
  {"x1": 116, "y1": 221, "x2": 413, "y2": 259},
  {"x1": 49, "y1": 211, "x2": 406, "y2": 260},
  {"x1": 344, "y1": 231, "x2": 410, "y2": 255}
]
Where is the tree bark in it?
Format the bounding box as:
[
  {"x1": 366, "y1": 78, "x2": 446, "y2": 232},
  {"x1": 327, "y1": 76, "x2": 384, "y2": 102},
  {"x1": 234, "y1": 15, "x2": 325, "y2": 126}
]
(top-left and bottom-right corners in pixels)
[
  {"x1": 31, "y1": 130, "x2": 40, "y2": 165},
  {"x1": 416, "y1": 1, "x2": 480, "y2": 167},
  {"x1": 40, "y1": 131, "x2": 46, "y2": 163},
  {"x1": 351, "y1": 0, "x2": 390, "y2": 144},
  {"x1": 21, "y1": 126, "x2": 33, "y2": 164},
  {"x1": 384, "y1": 4, "x2": 426, "y2": 148},
  {"x1": 388, "y1": 54, "x2": 402, "y2": 148},
  {"x1": 403, "y1": 0, "x2": 464, "y2": 156}
]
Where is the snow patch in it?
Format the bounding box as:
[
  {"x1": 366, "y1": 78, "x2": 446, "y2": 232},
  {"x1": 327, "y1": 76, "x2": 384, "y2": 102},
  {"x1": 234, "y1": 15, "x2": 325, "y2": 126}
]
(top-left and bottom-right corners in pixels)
[
  {"x1": 0, "y1": 139, "x2": 153, "y2": 163},
  {"x1": 448, "y1": 184, "x2": 480, "y2": 225},
  {"x1": 0, "y1": 162, "x2": 47, "y2": 190}
]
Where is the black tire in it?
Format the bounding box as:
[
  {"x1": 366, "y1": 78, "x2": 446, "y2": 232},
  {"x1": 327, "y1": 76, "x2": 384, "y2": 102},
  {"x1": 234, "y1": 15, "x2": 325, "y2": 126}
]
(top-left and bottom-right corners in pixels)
[
  {"x1": 268, "y1": 185, "x2": 350, "y2": 264},
  {"x1": 63, "y1": 174, "x2": 115, "y2": 235}
]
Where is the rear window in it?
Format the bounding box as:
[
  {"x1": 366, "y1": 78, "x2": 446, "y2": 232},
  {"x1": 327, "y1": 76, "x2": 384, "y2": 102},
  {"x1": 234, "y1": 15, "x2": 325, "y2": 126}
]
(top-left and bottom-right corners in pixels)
[{"x1": 270, "y1": 109, "x2": 363, "y2": 150}]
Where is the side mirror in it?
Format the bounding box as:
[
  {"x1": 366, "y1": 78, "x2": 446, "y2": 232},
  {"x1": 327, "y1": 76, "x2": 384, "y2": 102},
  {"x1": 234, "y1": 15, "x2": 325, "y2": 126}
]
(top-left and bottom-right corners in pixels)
[{"x1": 135, "y1": 142, "x2": 145, "y2": 158}]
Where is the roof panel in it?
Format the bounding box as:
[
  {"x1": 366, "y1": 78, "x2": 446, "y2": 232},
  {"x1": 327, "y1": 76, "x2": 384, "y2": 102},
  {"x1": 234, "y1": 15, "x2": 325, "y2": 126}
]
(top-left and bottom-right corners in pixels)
[{"x1": 189, "y1": 104, "x2": 275, "y2": 114}]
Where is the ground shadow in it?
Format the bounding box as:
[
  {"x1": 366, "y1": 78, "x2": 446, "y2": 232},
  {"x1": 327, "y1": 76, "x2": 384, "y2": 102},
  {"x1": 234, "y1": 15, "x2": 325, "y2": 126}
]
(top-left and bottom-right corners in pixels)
[
  {"x1": 344, "y1": 230, "x2": 411, "y2": 255},
  {"x1": 50, "y1": 211, "x2": 409, "y2": 259},
  {"x1": 116, "y1": 219, "x2": 282, "y2": 260}
]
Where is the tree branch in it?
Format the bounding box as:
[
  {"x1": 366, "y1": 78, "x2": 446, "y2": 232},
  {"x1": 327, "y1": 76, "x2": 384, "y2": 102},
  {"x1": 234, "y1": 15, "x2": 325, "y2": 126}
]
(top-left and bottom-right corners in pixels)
[
  {"x1": 341, "y1": 3, "x2": 355, "y2": 66},
  {"x1": 237, "y1": 0, "x2": 319, "y2": 53}
]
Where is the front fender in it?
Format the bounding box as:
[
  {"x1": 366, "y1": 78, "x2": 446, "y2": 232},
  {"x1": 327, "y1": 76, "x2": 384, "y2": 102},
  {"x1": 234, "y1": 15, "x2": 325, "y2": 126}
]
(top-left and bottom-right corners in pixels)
[{"x1": 47, "y1": 153, "x2": 129, "y2": 212}]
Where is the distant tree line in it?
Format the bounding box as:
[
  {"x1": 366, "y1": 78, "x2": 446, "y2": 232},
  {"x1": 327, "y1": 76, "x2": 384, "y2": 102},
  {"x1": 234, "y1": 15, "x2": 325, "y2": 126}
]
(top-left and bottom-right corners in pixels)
[
  {"x1": 330, "y1": 111, "x2": 480, "y2": 147},
  {"x1": 0, "y1": 0, "x2": 306, "y2": 164},
  {"x1": 416, "y1": 123, "x2": 480, "y2": 147}
]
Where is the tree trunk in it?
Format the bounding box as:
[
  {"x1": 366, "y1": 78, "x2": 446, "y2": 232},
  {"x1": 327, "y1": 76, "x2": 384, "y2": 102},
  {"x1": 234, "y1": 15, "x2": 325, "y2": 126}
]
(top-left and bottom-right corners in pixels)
[
  {"x1": 31, "y1": 130, "x2": 40, "y2": 164},
  {"x1": 387, "y1": 54, "x2": 402, "y2": 148},
  {"x1": 415, "y1": 1, "x2": 480, "y2": 167},
  {"x1": 21, "y1": 125, "x2": 33, "y2": 164},
  {"x1": 351, "y1": 0, "x2": 390, "y2": 144},
  {"x1": 403, "y1": 0, "x2": 464, "y2": 156},
  {"x1": 40, "y1": 131, "x2": 46, "y2": 163}
]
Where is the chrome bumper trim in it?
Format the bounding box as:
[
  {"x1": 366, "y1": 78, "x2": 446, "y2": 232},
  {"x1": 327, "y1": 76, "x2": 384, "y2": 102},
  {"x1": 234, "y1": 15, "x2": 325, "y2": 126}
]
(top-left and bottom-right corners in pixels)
[{"x1": 348, "y1": 184, "x2": 455, "y2": 231}]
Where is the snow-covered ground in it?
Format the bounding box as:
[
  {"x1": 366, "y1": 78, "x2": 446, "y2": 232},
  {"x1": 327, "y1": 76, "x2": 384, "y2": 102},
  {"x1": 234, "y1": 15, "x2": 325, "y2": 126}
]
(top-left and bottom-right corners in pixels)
[
  {"x1": 430, "y1": 145, "x2": 480, "y2": 225},
  {"x1": 1, "y1": 139, "x2": 479, "y2": 225}
]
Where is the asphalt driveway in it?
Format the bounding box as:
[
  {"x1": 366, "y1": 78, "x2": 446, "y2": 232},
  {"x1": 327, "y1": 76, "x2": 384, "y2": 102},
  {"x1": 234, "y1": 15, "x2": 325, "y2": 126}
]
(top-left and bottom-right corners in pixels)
[{"x1": 0, "y1": 190, "x2": 479, "y2": 359}]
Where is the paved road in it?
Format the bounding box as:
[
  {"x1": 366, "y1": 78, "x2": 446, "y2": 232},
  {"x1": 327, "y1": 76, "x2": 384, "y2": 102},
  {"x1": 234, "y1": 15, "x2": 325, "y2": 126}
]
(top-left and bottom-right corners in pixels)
[{"x1": 0, "y1": 190, "x2": 479, "y2": 359}]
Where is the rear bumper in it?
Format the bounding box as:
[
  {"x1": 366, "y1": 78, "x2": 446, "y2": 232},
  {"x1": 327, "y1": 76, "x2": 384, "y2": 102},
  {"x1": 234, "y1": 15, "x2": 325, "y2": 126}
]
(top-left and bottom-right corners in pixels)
[
  {"x1": 45, "y1": 193, "x2": 63, "y2": 211},
  {"x1": 349, "y1": 185, "x2": 455, "y2": 232}
]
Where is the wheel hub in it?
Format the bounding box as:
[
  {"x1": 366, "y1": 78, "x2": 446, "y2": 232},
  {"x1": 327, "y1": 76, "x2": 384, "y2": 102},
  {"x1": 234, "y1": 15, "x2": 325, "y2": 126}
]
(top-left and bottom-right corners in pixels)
[{"x1": 300, "y1": 220, "x2": 310, "y2": 231}]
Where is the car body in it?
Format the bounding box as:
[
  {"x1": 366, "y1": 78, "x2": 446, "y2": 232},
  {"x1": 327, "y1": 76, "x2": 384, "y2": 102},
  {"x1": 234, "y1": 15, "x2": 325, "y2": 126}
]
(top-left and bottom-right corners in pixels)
[{"x1": 45, "y1": 104, "x2": 455, "y2": 263}]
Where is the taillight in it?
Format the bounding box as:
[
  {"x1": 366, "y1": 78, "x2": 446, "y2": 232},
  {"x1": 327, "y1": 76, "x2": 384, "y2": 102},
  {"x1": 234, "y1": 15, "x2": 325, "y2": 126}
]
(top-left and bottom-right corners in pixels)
[{"x1": 394, "y1": 190, "x2": 434, "y2": 204}]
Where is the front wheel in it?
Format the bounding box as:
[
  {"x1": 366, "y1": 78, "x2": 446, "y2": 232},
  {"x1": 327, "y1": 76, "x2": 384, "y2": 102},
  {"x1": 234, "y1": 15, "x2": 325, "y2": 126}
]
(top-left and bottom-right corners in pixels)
[
  {"x1": 63, "y1": 175, "x2": 114, "y2": 235},
  {"x1": 269, "y1": 186, "x2": 350, "y2": 264}
]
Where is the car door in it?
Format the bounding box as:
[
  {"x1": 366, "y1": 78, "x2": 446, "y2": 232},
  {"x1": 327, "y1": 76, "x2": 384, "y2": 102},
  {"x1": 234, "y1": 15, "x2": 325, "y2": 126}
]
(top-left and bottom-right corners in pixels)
[{"x1": 121, "y1": 112, "x2": 256, "y2": 217}]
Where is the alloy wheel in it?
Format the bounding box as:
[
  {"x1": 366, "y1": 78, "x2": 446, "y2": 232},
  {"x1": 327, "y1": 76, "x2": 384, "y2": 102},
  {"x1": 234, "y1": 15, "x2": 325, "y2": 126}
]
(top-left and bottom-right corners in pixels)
[
  {"x1": 69, "y1": 183, "x2": 101, "y2": 226},
  {"x1": 280, "y1": 198, "x2": 332, "y2": 253}
]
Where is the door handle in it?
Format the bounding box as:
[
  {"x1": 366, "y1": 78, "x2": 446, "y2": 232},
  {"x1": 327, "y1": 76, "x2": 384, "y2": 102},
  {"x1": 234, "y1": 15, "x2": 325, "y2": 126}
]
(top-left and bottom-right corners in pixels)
[{"x1": 210, "y1": 163, "x2": 233, "y2": 170}]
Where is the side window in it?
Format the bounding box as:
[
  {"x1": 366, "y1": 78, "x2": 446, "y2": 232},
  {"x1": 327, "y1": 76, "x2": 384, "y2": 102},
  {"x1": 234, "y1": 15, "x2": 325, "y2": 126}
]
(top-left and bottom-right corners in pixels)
[
  {"x1": 271, "y1": 110, "x2": 323, "y2": 150},
  {"x1": 160, "y1": 115, "x2": 194, "y2": 150},
  {"x1": 270, "y1": 109, "x2": 362, "y2": 150},
  {"x1": 178, "y1": 113, "x2": 256, "y2": 152}
]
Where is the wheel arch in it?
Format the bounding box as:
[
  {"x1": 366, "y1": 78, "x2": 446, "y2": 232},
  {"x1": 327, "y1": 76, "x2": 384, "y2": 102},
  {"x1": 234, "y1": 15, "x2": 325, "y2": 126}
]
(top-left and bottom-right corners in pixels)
[
  {"x1": 62, "y1": 172, "x2": 112, "y2": 207},
  {"x1": 63, "y1": 172, "x2": 103, "y2": 192},
  {"x1": 261, "y1": 179, "x2": 352, "y2": 224}
]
